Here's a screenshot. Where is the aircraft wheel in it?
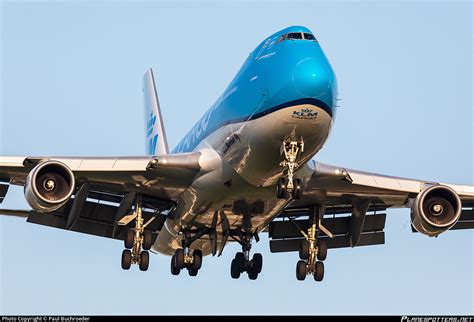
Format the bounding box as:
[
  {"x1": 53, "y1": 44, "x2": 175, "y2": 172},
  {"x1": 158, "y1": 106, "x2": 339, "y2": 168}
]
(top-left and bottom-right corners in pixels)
[
  {"x1": 314, "y1": 261, "x2": 324, "y2": 282},
  {"x1": 248, "y1": 271, "x2": 258, "y2": 280},
  {"x1": 139, "y1": 251, "x2": 149, "y2": 271},
  {"x1": 188, "y1": 268, "x2": 198, "y2": 277},
  {"x1": 174, "y1": 248, "x2": 185, "y2": 269},
  {"x1": 230, "y1": 259, "x2": 241, "y2": 279},
  {"x1": 234, "y1": 252, "x2": 246, "y2": 273},
  {"x1": 317, "y1": 240, "x2": 327, "y2": 261},
  {"x1": 142, "y1": 230, "x2": 153, "y2": 250},
  {"x1": 292, "y1": 179, "x2": 302, "y2": 199},
  {"x1": 252, "y1": 253, "x2": 263, "y2": 274},
  {"x1": 124, "y1": 229, "x2": 134, "y2": 249},
  {"x1": 296, "y1": 260, "x2": 307, "y2": 281},
  {"x1": 299, "y1": 241, "x2": 309, "y2": 260},
  {"x1": 121, "y1": 249, "x2": 132, "y2": 270},
  {"x1": 191, "y1": 250, "x2": 203, "y2": 270},
  {"x1": 276, "y1": 178, "x2": 287, "y2": 199},
  {"x1": 170, "y1": 255, "x2": 180, "y2": 275}
]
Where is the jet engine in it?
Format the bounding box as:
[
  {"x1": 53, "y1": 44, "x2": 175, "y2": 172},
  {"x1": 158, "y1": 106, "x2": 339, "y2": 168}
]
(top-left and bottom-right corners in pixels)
[
  {"x1": 24, "y1": 161, "x2": 75, "y2": 212},
  {"x1": 411, "y1": 185, "x2": 461, "y2": 236}
]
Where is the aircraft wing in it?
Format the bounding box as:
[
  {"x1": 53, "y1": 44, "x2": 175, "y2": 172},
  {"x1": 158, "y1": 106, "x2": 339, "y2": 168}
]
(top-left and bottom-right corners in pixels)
[
  {"x1": 0, "y1": 153, "x2": 203, "y2": 240},
  {"x1": 269, "y1": 160, "x2": 474, "y2": 253},
  {"x1": 296, "y1": 161, "x2": 474, "y2": 207}
]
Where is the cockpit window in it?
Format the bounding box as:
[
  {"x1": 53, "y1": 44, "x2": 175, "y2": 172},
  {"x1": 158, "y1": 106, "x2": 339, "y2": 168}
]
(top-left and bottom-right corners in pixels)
[
  {"x1": 287, "y1": 32, "x2": 303, "y2": 40},
  {"x1": 277, "y1": 32, "x2": 317, "y2": 43}
]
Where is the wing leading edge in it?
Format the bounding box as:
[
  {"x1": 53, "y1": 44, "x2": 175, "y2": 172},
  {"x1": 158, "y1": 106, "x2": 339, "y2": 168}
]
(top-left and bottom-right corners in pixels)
[{"x1": 0, "y1": 151, "x2": 207, "y2": 239}]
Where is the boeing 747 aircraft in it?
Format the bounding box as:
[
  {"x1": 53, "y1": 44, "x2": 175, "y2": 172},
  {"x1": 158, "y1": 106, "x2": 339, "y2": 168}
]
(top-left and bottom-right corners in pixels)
[{"x1": 1, "y1": 26, "x2": 473, "y2": 282}]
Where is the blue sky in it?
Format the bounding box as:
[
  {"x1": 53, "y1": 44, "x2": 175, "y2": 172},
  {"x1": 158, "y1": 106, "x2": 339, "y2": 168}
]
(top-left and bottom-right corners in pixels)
[{"x1": 1, "y1": 0, "x2": 472, "y2": 315}]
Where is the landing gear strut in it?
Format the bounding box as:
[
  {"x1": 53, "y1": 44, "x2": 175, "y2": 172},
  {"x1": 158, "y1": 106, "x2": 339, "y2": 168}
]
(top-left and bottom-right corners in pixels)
[
  {"x1": 294, "y1": 205, "x2": 328, "y2": 282},
  {"x1": 121, "y1": 195, "x2": 154, "y2": 271},
  {"x1": 277, "y1": 139, "x2": 304, "y2": 199}
]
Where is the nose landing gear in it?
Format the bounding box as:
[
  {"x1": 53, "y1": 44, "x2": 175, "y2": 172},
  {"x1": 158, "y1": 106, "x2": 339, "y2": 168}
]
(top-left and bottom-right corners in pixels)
[{"x1": 277, "y1": 139, "x2": 304, "y2": 199}]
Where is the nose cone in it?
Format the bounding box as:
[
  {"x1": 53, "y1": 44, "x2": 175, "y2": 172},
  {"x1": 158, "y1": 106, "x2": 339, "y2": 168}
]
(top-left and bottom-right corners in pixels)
[{"x1": 292, "y1": 58, "x2": 333, "y2": 99}]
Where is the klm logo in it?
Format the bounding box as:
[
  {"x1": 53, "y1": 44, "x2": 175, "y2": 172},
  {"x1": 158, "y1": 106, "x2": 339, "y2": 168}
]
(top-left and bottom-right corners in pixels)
[
  {"x1": 292, "y1": 108, "x2": 318, "y2": 120},
  {"x1": 147, "y1": 112, "x2": 158, "y2": 155}
]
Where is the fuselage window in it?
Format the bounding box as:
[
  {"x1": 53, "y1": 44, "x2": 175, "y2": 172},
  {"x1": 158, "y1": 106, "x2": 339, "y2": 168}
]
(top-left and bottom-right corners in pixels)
[{"x1": 303, "y1": 33, "x2": 316, "y2": 40}]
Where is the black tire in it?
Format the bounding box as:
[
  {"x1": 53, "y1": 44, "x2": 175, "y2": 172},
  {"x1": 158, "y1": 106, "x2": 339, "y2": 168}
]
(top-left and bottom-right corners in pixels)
[
  {"x1": 139, "y1": 251, "x2": 149, "y2": 271},
  {"x1": 314, "y1": 261, "x2": 324, "y2": 282},
  {"x1": 234, "y1": 252, "x2": 246, "y2": 272},
  {"x1": 248, "y1": 271, "x2": 258, "y2": 280},
  {"x1": 174, "y1": 248, "x2": 185, "y2": 269},
  {"x1": 188, "y1": 268, "x2": 198, "y2": 277},
  {"x1": 252, "y1": 253, "x2": 263, "y2": 274},
  {"x1": 121, "y1": 249, "x2": 132, "y2": 270},
  {"x1": 230, "y1": 259, "x2": 240, "y2": 279},
  {"x1": 292, "y1": 179, "x2": 302, "y2": 200},
  {"x1": 317, "y1": 240, "x2": 327, "y2": 261},
  {"x1": 170, "y1": 255, "x2": 180, "y2": 275},
  {"x1": 124, "y1": 229, "x2": 134, "y2": 249},
  {"x1": 142, "y1": 230, "x2": 153, "y2": 250},
  {"x1": 296, "y1": 260, "x2": 307, "y2": 281},
  {"x1": 299, "y1": 241, "x2": 309, "y2": 260},
  {"x1": 191, "y1": 250, "x2": 203, "y2": 270},
  {"x1": 276, "y1": 178, "x2": 286, "y2": 199}
]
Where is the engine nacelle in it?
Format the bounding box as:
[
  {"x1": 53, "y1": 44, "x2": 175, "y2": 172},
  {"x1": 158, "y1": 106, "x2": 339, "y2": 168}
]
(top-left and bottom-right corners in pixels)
[
  {"x1": 411, "y1": 185, "x2": 461, "y2": 236},
  {"x1": 24, "y1": 161, "x2": 75, "y2": 212}
]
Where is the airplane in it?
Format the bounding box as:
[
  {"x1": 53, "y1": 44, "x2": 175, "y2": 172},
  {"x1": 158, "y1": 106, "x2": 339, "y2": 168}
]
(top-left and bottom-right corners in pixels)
[{"x1": 1, "y1": 25, "x2": 473, "y2": 282}]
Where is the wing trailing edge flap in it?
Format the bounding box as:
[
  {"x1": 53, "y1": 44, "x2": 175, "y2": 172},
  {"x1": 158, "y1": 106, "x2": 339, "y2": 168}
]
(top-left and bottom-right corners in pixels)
[
  {"x1": 25, "y1": 197, "x2": 167, "y2": 241},
  {"x1": 270, "y1": 233, "x2": 385, "y2": 253},
  {"x1": 268, "y1": 204, "x2": 387, "y2": 253}
]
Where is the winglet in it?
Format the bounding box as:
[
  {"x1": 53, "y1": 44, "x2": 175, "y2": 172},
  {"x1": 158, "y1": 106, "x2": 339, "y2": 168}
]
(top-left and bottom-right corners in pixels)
[{"x1": 143, "y1": 69, "x2": 169, "y2": 155}]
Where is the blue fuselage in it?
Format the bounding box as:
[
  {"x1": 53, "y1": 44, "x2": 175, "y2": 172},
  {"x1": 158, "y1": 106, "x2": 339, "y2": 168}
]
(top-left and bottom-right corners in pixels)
[
  {"x1": 156, "y1": 26, "x2": 338, "y2": 255},
  {"x1": 173, "y1": 26, "x2": 338, "y2": 154}
]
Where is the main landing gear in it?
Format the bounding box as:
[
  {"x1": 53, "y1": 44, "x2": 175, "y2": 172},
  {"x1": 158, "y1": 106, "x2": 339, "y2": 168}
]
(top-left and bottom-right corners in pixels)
[
  {"x1": 170, "y1": 210, "x2": 224, "y2": 277},
  {"x1": 230, "y1": 232, "x2": 263, "y2": 280},
  {"x1": 171, "y1": 247, "x2": 203, "y2": 277},
  {"x1": 277, "y1": 139, "x2": 304, "y2": 199},
  {"x1": 294, "y1": 205, "x2": 328, "y2": 282},
  {"x1": 229, "y1": 206, "x2": 263, "y2": 280},
  {"x1": 121, "y1": 195, "x2": 154, "y2": 271}
]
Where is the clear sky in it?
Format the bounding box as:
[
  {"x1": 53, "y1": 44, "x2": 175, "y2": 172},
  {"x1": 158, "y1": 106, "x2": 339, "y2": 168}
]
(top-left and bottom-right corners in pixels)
[{"x1": 1, "y1": 0, "x2": 472, "y2": 315}]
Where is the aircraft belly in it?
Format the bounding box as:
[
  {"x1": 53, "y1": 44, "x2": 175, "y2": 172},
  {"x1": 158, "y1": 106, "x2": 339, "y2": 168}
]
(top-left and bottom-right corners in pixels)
[
  {"x1": 152, "y1": 169, "x2": 289, "y2": 256},
  {"x1": 152, "y1": 104, "x2": 331, "y2": 256}
]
